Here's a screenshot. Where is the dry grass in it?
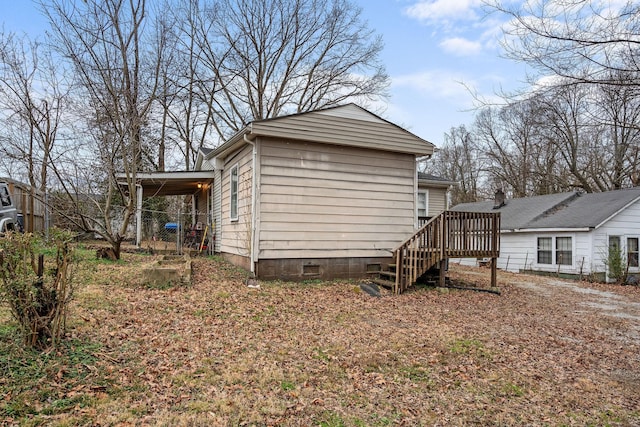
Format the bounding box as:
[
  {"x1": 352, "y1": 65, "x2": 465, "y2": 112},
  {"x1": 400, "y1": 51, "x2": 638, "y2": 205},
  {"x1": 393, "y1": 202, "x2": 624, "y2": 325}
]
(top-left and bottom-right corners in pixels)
[{"x1": 2, "y1": 252, "x2": 640, "y2": 426}]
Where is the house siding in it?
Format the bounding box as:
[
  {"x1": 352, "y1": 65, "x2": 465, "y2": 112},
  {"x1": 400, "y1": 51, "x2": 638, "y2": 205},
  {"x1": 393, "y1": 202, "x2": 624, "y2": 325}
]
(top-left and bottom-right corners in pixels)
[
  {"x1": 193, "y1": 188, "x2": 210, "y2": 231},
  {"x1": 590, "y1": 200, "x2": 640, "y2": 276},
  {"x1": 199, "y1": 158, "x2": 215, "y2": 171},
  {"x1": 213, "y1": 169, "x2": 223, "y2": 253},
  {"x1": 256, "y1": 138, "x2": 416, "y2": 260},
  {"x1": 453, "y1": 231, "x2": 593, "y2": 276},
  {"x1": 426, "y1": 187, "x2": 447, "y2": 216},
  {"x1": 250, "y1": 110, "x2": 433, "y2": 156},
  {"x1": 220, "y1": 145, "x2": 253, "y2": 259}
]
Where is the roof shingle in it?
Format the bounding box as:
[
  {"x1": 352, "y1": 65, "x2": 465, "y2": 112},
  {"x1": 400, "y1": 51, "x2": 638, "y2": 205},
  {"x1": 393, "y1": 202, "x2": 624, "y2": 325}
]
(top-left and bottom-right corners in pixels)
[{"x1": 452, "y1": 188, "x2": 640, "y2": 230}]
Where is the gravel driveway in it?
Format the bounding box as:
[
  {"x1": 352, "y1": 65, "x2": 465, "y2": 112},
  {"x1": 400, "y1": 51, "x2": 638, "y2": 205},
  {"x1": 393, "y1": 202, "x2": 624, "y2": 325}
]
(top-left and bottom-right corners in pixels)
[{"x1": 508, "y1": 275, "x2": 640, "y2": 344}]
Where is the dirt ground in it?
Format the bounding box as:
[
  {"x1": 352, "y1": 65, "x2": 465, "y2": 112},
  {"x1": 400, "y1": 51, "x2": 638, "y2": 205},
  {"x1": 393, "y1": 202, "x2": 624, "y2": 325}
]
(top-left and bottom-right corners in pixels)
[
  {"x1": 455, "y1": 265, "x2": 640, "y2": 343},
  {"x1": 2, "y1": 255, "x2": 640, "y2": 426}
]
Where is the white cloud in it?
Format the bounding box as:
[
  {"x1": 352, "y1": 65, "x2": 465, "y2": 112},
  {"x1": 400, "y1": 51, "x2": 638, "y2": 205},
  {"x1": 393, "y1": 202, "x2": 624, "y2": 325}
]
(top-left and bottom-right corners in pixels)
[
  {"x1": 392, "y1": 70, "x2": 477, "y2": 104},
  {"x1": 404, "y1": 0, "x2": 483, "y2": 22},
  {"x1": 404, "y1": 0, "x2": 503, "y2": 56},
  {"x1": 531, "y1": 74, "x2": 564, "y2": 90},
  {"x1": 439, "y1": 37, "x2": 483, "y2": 56}
]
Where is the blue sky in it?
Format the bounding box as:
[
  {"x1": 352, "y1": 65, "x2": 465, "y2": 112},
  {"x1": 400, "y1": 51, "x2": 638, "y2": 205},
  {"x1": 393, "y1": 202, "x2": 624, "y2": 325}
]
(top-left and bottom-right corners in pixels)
[
  {"x1": 1, "y1": 0, "x2": 526, "y2": 148},
  {"x1": 354, "y1": 0, "x2": 526, "y2": 146}
]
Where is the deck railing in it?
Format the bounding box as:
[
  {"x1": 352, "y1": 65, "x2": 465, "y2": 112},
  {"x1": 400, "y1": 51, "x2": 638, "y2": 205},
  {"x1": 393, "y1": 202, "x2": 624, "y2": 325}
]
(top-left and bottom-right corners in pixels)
[{"x1": 393, "y1": 211, "x2": 500, "y2": 294}]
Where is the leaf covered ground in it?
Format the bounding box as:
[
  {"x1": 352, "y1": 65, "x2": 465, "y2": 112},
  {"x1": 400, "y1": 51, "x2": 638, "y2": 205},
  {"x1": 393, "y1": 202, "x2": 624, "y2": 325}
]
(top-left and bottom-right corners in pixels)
[{"x1": 1, "y1": 252, "x2": 640, "y2": 426}]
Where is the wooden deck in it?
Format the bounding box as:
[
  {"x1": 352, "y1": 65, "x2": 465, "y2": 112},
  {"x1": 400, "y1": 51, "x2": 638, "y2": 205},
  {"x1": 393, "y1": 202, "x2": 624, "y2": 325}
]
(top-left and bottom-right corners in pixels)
[{"x1": 392, "y1": 211, "x2": 500, "y2": 294}]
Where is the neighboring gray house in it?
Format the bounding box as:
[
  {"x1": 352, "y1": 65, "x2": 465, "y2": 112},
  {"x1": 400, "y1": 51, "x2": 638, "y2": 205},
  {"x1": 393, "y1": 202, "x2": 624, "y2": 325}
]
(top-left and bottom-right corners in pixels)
[{"x1": 451, "y1": 188, "x2": 640, "y2": 281}]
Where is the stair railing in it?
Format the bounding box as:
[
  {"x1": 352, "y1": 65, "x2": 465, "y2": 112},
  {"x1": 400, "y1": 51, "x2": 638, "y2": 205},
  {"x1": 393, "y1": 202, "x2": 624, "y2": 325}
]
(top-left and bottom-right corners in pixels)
[
  {"x1": 393, "y1": 211, "x2": 500, "y2": 294},
  {"x1": 393, "y1": 214, "x2": 443, "y2": 294}
]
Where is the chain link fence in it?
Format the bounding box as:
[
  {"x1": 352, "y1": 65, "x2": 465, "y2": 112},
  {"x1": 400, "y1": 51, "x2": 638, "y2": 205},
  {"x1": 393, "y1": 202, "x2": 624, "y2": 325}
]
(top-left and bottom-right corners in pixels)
[{"x1": 137, "y1": 209, "x2": 214, "y2": 255}]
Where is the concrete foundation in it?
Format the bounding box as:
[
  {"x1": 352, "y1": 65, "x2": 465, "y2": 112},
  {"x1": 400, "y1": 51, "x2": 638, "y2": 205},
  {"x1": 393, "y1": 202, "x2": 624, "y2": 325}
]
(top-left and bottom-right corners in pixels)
[{"x1": 255, "y1": 256, "x2": 392, "y2": 281}]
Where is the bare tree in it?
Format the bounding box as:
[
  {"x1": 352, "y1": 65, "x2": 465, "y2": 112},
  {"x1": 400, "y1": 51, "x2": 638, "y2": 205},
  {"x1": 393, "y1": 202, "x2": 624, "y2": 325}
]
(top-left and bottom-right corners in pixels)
[
  {"x1": 2, "y1": 0, "x2": 388, "y2": 249},
  {"x1": 593, "y1": 72, "x2": 640, "y2": 189},
  {"x1": 202, "y1": 0, "x2": 388, "y2": 138},
  {"x1": 41, "y1": 0, "x2": 163, "y2": 258},
  {"x1": 424, "y1": 125, "x2": 487, "y2": 205},
  {"x1": 489, "y1": 0, "x2": 640, "y2": 89},
  {"x1": 459, "y1": 81, "x2": 639, "y2": 198},
  {"x1": 536, "y1": 84, "x2": 607, "y2": 192},
  {"x1": 0, "y1": 31, "x2": 66, "y2": 196},
  {"x1": 474, "y1": 101, "x2": 542, "y2": 197},
  {"x1": 155, "y1": 0, "x2": 224, "y2": 170},
  {"x1": 0, "y1": 31, "x2": 70, "y2": 234}
]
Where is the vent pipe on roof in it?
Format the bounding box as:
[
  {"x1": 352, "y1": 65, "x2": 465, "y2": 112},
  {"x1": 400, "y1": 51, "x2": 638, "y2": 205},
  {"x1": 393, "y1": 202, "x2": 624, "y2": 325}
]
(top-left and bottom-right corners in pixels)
[{"x1": 493, "y1": 189, "x2": 506, "y2": 209}]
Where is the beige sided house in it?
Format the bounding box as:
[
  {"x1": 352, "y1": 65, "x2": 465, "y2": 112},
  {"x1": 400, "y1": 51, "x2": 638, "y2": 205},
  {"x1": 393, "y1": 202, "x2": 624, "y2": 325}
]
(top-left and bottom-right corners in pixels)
[
  {"x1": 124, "y1": 104, "x2": 498, "y2": 292},
  {"x1": 196, "y1": 104, "x2": 438, "y2": 280}
]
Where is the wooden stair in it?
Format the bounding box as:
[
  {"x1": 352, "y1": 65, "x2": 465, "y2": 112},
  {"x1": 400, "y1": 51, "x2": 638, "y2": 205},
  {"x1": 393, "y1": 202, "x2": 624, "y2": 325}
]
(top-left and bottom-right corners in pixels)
[
  {"x1": 370, "y1": 264, "x2": 397, "y2": 290},
  {"x1": 387, "y1": 211, "x2": 500, "y2": 294}
]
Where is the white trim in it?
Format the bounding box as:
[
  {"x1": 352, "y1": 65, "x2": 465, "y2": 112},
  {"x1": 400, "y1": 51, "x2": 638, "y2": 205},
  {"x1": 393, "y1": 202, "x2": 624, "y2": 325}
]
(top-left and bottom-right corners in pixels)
[
  {"x1": 594, "y1": 195, "x2": 640, "y2": 229},
  {"x1": 555, "y1": 235, "x2": 574, "y2": 267},
  {"x1": 230, "y1": 163, "x2": 239, "y2": 222},
  {"x1": 213, "y1": 157, "x2": 225, "y2": 170},
  {"x1": 118, "y1": 171, "x2": 214, "y2": 180},
  {"x1": 417, "y1": 189, "x2": 429, "y2": 218},
  {"x1": 605, "y1": 234, "x2": 621, "y2": 280},
  {"x1": 413, "y1": 172, "x2": 418, "y2": 228},
  {"x1": 626, "y1": 236, "x2": 640, "y2": 269},
  {"x1": 243, "y1": 133, "x2": 258, "y2": 274},
  {"x1": 535, "y1": 236, "x2": 553, "y2": 266},
  {"x1": 532, "y1": 233, "x2": 576, "y2": 269},
  {"x1": 209, "y1": 184, "x2": 215, "y2": 233},
  {"x1": 509, "y1": 227, "x2": 591, "y2": 233}
]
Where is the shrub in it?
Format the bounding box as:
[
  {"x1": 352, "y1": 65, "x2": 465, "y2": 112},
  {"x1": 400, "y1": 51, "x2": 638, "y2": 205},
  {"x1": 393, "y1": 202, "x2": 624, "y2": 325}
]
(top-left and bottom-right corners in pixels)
[
  {"x1": 0, "y1": 230, "x2": 75, "y2": 349},
  {"x1": 605, "y1": 245, "x2": 627, "y2": 284}
]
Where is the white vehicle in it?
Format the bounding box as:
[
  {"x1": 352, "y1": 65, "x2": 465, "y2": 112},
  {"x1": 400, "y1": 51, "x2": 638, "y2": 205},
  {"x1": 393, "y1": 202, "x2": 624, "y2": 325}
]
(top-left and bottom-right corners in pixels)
[{"x1": 0, "y1": 182, "x2": 18, "y2": 233}]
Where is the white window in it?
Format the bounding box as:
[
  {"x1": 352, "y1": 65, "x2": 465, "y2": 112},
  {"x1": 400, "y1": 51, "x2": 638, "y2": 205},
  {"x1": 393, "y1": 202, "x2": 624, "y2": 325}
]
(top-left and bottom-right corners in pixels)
[
  {"x1": 230, "y1": 164, "x2": 238, "y2": 221},
  {"x1": 537, "y1": 237, "x2": 552, "y2": 264},
  {"x1": 628, "y1": 237, "x2": 639, "y2": 268},
  {"x1": 609, "y1": 235, "x2": 621, "y2": 251},
  {"x1": 556, "y1": 237, "x2": 572, "y2": 265},
  {"x1": 417, "y1": 190, "x2": 428, "y2": 218},
  {"x1": 536, "y1": 236, "x2": 573, "y2": 266}
]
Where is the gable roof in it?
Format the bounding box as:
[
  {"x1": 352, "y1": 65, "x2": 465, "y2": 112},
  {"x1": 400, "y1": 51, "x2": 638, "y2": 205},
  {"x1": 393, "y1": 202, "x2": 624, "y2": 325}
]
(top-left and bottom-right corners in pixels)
[
  {"x1": 205, "y1": 103, "x2": 434, "y2": 161},
  {"x1": 452, "y1": 187, "x2": 640, "y2": 231}
]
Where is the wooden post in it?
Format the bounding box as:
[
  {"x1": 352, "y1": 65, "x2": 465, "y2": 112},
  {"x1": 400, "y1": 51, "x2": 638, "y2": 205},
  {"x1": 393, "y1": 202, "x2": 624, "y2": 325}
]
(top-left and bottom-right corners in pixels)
[
  {"x1": 439, "y1": 258, "x2": 446, "y2": 287},
  {"x1": 394, "y1": 249, "x2": 402, "y2": 294},
  {"x1": 136, "y1": 184, "x2": 143, "y2": 247},
  {"x1": 29, "y1": 188, "x2": 35, "y2": 233},
  {"x1": 37, "y1": 254, "x2": 44, "y2": 277},
  {"x1": 491, "y1": 257, "x2": 497, "y2": 287}
]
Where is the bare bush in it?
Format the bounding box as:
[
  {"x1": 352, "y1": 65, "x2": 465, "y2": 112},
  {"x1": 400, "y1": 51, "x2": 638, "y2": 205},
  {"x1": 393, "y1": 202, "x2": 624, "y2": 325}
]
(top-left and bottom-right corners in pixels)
[{"x1": 0, "y1": 230, "x2": 75, "y2": 349}]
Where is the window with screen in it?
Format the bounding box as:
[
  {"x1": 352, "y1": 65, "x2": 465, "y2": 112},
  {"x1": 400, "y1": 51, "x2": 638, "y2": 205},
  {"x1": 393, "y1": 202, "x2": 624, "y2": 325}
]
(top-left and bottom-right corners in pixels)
[
  {"x1": 230, "y1": 164, "x2": 238, "y2": 221},
  {"x1": 537, "y1": 237, "x2": 552, "y2": 264},
  {"x1": 628, "y1": 237, "x2": 639, "y2": 267},
  {"x1": 556, "y1": 237, "x2": 572, "y2": 265}
]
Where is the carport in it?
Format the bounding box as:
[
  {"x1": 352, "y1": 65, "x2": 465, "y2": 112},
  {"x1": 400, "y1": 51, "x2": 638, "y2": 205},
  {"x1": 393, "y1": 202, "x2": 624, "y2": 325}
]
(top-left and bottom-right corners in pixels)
[{"x1": 116, "y1": 171, "x2": 215, "y2": 248}]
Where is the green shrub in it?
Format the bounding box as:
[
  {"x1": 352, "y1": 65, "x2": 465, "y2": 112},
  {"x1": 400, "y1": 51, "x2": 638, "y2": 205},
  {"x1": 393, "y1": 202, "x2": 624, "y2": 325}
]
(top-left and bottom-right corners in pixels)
[{"x1": 606, "y1": 245, "x2": 627, "y2": 284}]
